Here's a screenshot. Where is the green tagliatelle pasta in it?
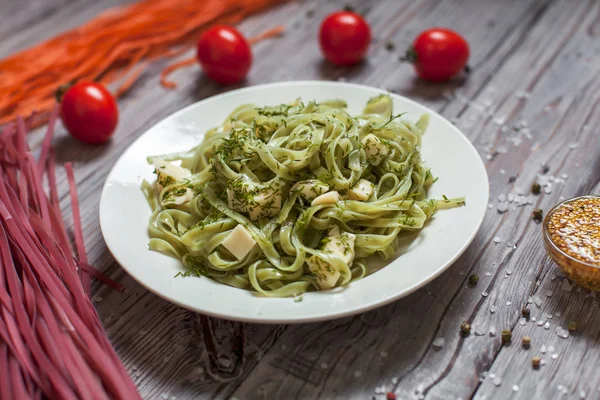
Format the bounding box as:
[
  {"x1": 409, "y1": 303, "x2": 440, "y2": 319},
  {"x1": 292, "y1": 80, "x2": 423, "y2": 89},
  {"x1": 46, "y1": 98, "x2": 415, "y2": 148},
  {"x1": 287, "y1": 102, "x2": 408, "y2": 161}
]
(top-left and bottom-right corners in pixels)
[{"x1": 142, "y1": 94, "x2": 465, "y2": 297}]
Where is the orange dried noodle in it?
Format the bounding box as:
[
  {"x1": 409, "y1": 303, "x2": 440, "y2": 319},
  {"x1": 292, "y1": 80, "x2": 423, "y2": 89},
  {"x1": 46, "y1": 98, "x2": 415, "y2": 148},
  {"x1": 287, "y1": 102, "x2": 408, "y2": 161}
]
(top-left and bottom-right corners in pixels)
[{"x1": 0, "y1": 0, "x2": 285, "y2": 128}]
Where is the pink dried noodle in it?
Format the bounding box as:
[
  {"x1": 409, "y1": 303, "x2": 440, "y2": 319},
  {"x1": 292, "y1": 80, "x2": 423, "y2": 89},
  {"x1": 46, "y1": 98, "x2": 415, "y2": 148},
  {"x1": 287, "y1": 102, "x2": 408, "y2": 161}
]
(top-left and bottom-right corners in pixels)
[{"x1": 0, "y1": 106, "x2": 140, "y2": 399}]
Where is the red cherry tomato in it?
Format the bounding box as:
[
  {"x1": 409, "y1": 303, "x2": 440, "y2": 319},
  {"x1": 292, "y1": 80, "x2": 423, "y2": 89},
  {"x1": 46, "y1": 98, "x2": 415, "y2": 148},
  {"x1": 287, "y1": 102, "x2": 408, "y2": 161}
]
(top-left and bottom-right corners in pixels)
[
  {"x1": 407, "y1": 28, "x2": 469, "y2": 81},
  {"x1": 60, "y1": 81, "x2": 118, "y2": 145},
  {"x1": 196, "y1": 25, "x2": 252, "y2": 84},
  {"x1": 319, "y1": 11, "x2": 371, "y2": 65}
]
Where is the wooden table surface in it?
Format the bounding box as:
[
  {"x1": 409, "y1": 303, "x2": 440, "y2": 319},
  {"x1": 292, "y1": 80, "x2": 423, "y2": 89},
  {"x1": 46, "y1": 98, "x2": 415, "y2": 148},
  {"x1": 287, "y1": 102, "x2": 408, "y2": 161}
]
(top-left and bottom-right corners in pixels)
[{"x1": 4, "y1": 0, "x2": 600, "y2": 399}]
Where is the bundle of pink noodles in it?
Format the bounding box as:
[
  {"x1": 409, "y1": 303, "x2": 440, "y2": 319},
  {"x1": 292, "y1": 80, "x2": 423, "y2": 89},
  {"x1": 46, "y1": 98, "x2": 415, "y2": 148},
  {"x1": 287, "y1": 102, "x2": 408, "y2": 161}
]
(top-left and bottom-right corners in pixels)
[{"x1": 0, "y1": 107, "x2": 140, "y2": 399}]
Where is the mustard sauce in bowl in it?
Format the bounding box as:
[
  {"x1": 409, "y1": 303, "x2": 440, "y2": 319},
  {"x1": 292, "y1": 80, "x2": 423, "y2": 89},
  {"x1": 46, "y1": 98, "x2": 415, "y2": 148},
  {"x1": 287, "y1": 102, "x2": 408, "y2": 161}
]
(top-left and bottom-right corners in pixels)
[{"x1": 543, "y1": 196, "x2": 600, "y2": 291}]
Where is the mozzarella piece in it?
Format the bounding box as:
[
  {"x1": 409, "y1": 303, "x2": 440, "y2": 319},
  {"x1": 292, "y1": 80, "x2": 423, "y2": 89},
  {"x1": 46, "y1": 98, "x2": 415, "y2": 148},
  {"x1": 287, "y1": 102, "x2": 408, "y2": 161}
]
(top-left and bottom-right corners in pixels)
[
  {"x1": 306, "y1": 226, "x2": 356, "y2": 289},
  {"x1": 221, "y1": 225, "x2": 256, "y2": 260},
  {"x1": 227, "y1": 176, "x2": 283, "y2": 221},
  {"x1": 348, "y1": 179, "x2": 375, "y2": 201},
  {"x1": 291, "y1": 180, "x2": 330, "y2": 201},
  {"x1": 153, "y1": 159, "x2": 191, "y2": 190},
  {"x1": 311, "y1": 191, "x2": 340, "y2": 207},
  {"x1": 361, "y1": 134, "x2": 389, "y2": 166}
]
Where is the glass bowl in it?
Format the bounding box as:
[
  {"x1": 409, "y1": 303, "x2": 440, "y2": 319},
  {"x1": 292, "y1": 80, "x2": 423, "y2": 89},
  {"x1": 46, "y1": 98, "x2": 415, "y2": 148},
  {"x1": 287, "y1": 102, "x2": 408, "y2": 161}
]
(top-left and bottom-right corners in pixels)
[{"x1": 542, "y1": 195, "x2": 600, "y2": 291}]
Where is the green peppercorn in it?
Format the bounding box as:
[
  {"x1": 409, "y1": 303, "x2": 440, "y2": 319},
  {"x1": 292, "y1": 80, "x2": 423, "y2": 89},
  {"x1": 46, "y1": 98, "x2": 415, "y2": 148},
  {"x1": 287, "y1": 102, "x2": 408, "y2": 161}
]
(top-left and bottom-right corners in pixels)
[
  {"x1": 460, "y1": 321, "x2": 471, "y2": 336},
  {"x1": 468, "y1": 273, "x2": 479, "y2": 286},
  {"x1": 522, "y1": 308, "x2": 530, "y2": 319},
  {"x1": 522, "y1": 336, "x2": 531, "y2": 348},
  {"x1": 532, "y1": 208, "x2": 543, "y2": 223},
  {"x1": 568, "y1": 320, "x2": 577, "y2": 333},
  {"x1": 531, "y1": 182, "x2": 541, "y2": 195},
  {"x1": 501, "y1": 329, "x2": 512, "y2": 344},
  {"x1": 532, "y1": 356, "x2": 541, "y2": 369}
]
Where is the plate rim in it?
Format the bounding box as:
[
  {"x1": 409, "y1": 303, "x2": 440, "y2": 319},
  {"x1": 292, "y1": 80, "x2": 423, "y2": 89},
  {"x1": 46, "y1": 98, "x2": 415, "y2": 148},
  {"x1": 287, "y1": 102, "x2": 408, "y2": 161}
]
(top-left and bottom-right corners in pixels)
[{"x1": 99, "y1": 80, "x2": 489, "y2": 324}]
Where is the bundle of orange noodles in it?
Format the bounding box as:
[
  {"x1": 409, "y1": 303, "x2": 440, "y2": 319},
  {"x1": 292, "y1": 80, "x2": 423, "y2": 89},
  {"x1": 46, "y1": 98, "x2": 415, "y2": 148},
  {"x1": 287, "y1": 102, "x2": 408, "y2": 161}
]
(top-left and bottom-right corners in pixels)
[
  {"x1": 0, "y1": 109, "x2": 139, "y2": 399},
  {"x1": 0, "y1": 0, "x2": 285, "y2": 128}
]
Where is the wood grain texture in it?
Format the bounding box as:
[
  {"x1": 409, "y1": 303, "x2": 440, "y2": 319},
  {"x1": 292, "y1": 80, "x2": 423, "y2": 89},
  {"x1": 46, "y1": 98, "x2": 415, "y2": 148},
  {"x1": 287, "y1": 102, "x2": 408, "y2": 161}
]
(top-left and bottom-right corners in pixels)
[{"x1": 2, "y1": 0, "x2": 599, "y2": 399}]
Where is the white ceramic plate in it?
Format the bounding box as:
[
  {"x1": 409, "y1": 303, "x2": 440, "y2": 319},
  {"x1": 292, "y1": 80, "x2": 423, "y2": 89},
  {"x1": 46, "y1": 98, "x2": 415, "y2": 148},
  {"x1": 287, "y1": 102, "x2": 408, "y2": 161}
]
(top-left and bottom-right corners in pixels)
[{"x1": 99, "y1": 81, "x2": 489, "y2": 324}]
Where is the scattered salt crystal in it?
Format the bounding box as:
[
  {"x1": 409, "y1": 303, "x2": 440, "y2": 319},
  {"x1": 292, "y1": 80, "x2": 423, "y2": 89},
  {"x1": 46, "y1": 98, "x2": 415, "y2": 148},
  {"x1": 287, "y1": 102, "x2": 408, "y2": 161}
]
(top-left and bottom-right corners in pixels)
[
  {"x1": 321, "y1": 362, "x2": 328, "y2": 369},
  {"x1": 497, "y1": 202, "x2": 509, "y2": 213},
  {"x1": 552, "y1": 354, "x2": 559, "y2": 360},
  {"x1": 547, "y1": 346, "x2": 554, "y2": 353},
  {"x1": 488, "y1": 203, "x2": 494, "y2": 209},
  {"x1": 161, "y1": 394, "x2": 169, "y2": 400},
  {"x1": 541, "y1": 345, "x2": 547, "y2": 353},
  {"x1": 507, "y1": 193, "x2": 514, "y2": 202},
  {"x1": 545, "y1": 290, "x2": 553, "y2": 298},
  {"x1": 391, "y1": 377, "x2": 398, "y2": 384},
  {"x1": 551, "y1": 274, "x2": 556, "y2": 281},
  {"x1": 475, "y1": 327, "x2": 486, "y2": 336},
  {"x1": 493, "y1": 377, "x2": 502, "y2": 386},
  {"x1": 490, "y1": 306, "x2": 496, "y2": 314},
  {"x1": 493, "y1": 117, "x2": 506, "y2": 126},
  {"x1": 533, "y1": 296, "x2": 542, "y2": 307},
  {"x1": 501, "y1": 126, "x2": 509, "y2": 133},
  {"x1": 506, "y1": 269, "x2": 513, "y2": 274},
  {"x1": 568, "y1": 143, "x2": 579, "y2": 149},
  {"x1": 493, "y1": 262, "x2": 497, "y2": 266},
  {"x1": 485, "y1": 271, "x2": 492, "y2": 276},
  {"x1": 354, "y1": 370, "x2": 362, "y2": 378},
  {"x1": 544, "y1": 105, "x2": 551, "y2": 112},
  {"x1": 337, "y1": 76, "x2": 347, "y2": 82},
  {"x1": 537, "y1": 320, "x2": 545, "y2": 326},
  {"x1": 489, "y1": 373, "x2": 496, "y2": 379},
  {"x1": 532, "y1": 317, "x2": 536, "y2": 322},
  {"x1": 516, "y1": 91, "x2": 531, "y2": 99},
  {"x1": 92, "y1": 295, "x2": 103, "y2": 303},
  {"x1": 561, "y1": 279, "x2": 573, "y2": 292},
  {"x1": 547, "y1": 314, "x2": 553, "y2": 319},
  {"x1": 555, "y1": 312, "x2": 561, "y2": 317},
  {"x1": 380, "y1": 351, "x2": 388, "y2": 358},
  {"x1": 556, "y1": 327, "x2": 570, "y2": 339},
  {"x1": 519, "y1": 317, "x2": 526, "y2": 326},
  {"x1": 541, "y1": 359, "x2": 547, "y2": 365},
  {"x1": 507, "y1": 301, "x2": 512, "y2": 306},
  {"x1": 498, "y1": 194, "x2": 507, "y2": 202},
  {"x1": 493, "y1": 237, "x2": 502, "y2": 244},
  {"x1": 544, "y1": 322, "x2": 550, "y2": 330},
  {"x1": 489, "y1": 326, "x2": 497, "y2": 336},
  {"x1": 561, "y1": 173, "x2": 568, "y2": 179},
  {"x1": 500, "y1": 169, "x2": 506, "y2": 175},
  {"x1": 432, "y1": 338, "x2": 445, "y2": 349},
  {"x1": 544, "y1": 185, "x2": 552, "y2": 194},
  {"x1": 481, "y1": 292, "x2": 489, "y2": 297},
  {"x1": 513, "y1": 385, "x2": 519, "y2": 392},
  {"x1": 580, "y1": 390, "x2": 587, "y2": 398}
]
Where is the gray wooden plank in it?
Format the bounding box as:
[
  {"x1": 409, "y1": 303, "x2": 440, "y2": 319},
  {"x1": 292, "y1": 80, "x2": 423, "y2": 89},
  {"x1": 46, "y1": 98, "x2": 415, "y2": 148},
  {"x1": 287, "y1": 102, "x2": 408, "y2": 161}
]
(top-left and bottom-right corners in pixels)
[{"x1": 2, "y1": 0, "x2": 599, "y2": 399}]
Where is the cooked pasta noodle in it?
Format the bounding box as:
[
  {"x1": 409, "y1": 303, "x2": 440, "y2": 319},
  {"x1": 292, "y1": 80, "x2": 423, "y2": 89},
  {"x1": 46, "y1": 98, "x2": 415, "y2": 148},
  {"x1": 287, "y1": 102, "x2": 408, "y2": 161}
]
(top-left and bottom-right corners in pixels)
[{"x1": 142, "y1": 95, "x2": 465, "y2": 297}]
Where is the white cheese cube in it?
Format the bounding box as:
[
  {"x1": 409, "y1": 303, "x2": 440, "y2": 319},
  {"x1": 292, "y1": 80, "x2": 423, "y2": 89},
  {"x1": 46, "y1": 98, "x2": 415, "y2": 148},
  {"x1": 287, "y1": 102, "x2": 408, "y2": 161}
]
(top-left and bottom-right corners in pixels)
[
  {"x1": 347, "y1": 179, "x2": 375, "y2": 201},
  {"x1": 361, "y1": 134, "x2": 389, "y2": 166},
  {"x1": 311, "y1": 191, "x2": 340, "y2": 207},
  {"x1": 221, "y1": 225, "x2": 256, "y2": 260},
  {"x1": 291, "y1": 180, "x2": 330, "y2": 201},
  {"x1": 153, "y1": 159, "x2": 191, "y2": 190},
  {"x1": 307, "y1": 226, "x2": 356, "y2": 289},
  {"x1": 227, "y1": 176, "x2": 283, "y2": 221}
]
